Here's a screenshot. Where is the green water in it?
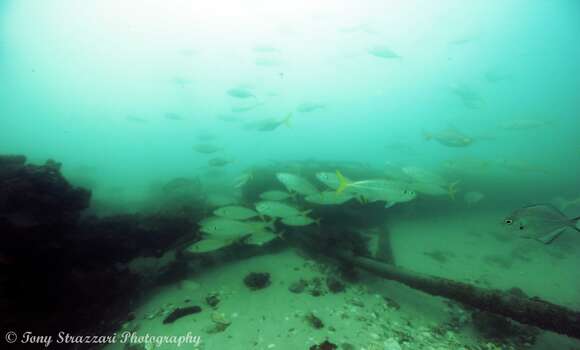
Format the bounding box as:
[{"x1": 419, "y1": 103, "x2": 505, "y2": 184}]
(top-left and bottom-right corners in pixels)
[{"x1": 1, "y1": 0, "x2": 579, "y2": 349}]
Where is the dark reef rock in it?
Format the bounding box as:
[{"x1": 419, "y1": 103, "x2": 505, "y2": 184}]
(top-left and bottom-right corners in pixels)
[
  {"x1": 75, "y1": 213, "x2": 196, "y2": 264},
  {"x1": 308, "y1": 277, "x2": 327, "y2": 297},
  {"x1": 309, "y1": 340, "x2": 337, "y2": 350},
  {"x1": 0, "y1": 157, "x2": 90, "y2": 227},
  {"x1": 326, "y1": 277, "x2": 345, "y2": 293},
  {"x1": 243, "y1": 272, "x2": 271, "y2": 290},
  {"x1": 0, "y1": 155, "x2": 200, "y2": 343},
  {"x1": 163, "y1": 306, "x2": 202, "y2": 324}
]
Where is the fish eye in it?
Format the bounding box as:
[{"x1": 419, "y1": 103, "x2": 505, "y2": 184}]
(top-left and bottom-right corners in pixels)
[
  {"x1": 504, "y1": 219, "x2": 513, "y2": 225},
  {"x1": 519, "y1": 225, "x2": 524, "y2": 230}
]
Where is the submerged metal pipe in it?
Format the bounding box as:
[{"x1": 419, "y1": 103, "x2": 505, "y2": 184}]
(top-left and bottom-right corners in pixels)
[{"x1": 337, "y1": 252, "x2": 580, "y2": 340}]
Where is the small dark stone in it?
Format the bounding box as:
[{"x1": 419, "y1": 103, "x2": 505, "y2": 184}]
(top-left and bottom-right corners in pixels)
[
  {"x1": 326, "y1": 277, "x2": 345, "y2": 293},
  {"x1": 206, "y1": 293, "x2": 220, "y2": 308},
  {"x1": 308, "y1": 277, "x2": 326, "y2": 297},
  {"x1": 310, "y1": 289, "x2": 323, "y2": 297},
  {"x1": 288, "y1": 279, "x2": 308, "y2": 293},
  {"x1": 340, "y1": 343, "x2": 355, "y2": 350},
  {"x1": 243, "y1": 272, "x2": 271, "y2": 290},
  {"x1": 162, "y1": 306, "x2": 202, "y2": 324},
  {"x1": 305, "y1": 312, "x2": 324, "y2": 329},
  {"x1": 309, "y1": 340, "x2": 337, "y2": 350}
]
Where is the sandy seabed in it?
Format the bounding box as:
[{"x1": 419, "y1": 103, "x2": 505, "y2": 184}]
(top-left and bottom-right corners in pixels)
[{"x1": 104, "y1": 209, "x2": 580, "y2": 350}]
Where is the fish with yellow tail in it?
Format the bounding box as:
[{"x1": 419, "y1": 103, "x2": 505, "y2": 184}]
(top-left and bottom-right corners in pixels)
[
  {"x1": 335, "y1": 170, "x2": 416, "y2": 208},
  {"x1": 408, "y1": 180, "x2": 460, "y2": 200},
  {"x1": 253, "y1": 113, "x2": 292, "y2": 131}
]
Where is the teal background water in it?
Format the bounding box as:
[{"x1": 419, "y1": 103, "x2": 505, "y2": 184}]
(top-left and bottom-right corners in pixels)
[{"x1": 1, "y1": 0, "x2": 579, "y2": 208}]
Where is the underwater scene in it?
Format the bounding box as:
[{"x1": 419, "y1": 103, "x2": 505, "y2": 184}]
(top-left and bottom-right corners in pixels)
[{"x1": 1, "y1": 0, "x2": 580, "y2": 349}]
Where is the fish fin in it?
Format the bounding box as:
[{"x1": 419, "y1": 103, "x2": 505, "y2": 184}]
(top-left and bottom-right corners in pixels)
[
  {"x1": 314, "y1": 218, "x2": 321, "y2": 226},
  {"x1": 301, "y1": 209, "x2": 313, "y2": 216},
  {"x1": 335, "y1": 170, "x2": 351, "y2": 194},
  {"x1": 265, "y1": 218, "x2": 277, "y2": 231},
  {"x1": 422, "y1": 130, "x2": 432, "y2": 141},
  {"x1": 237, "y1": 234, "x2": 254, "y2": 244},
  {"x1": 282, "y1": 113, "x2": 292, "y2": 127},
  {"x1": 537, "y1": 227, "x2": 567, "y2": 244},
  {"x1": 289, "y1": 192, "x2": 298, "y2": 202},
  {"x1": 572, "y1": 216, "x2": 580, "y2": 232},
  {"x1": 277, "y1": 230, "x2": 286, "y2": 240},
  {"x1": 448, "y1": 181, "x2": 460, "y2": 200},
  {"x1": 384, "y1": 202, "x2": 395, "y2": 209}
]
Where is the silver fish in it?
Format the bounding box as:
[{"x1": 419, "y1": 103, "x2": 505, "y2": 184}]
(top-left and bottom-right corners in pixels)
[
  {"x1": 255, "y1": 201, "x2": 308, "y2": 218},
  {"x1": 423, "y1": 128, "x2": 473, "y2": 147},
  {"x1": 260, "y1": 190, "x2": 294, "y2": 201},
  {"x1": 276, "y1": 172, "x2": 319, "y2": 196},
  {"x1": 368, "y1": 45, "x2": 400, "y2": 59},
  {"x1": 305, "y1": 191, "x2": 354, "y2": 205},
  {"x1": 297, "y1": 102, "x2": 325, "y2": 113},
  {"x1": 503, "y1": 204, "x2": 580, "y2": 244},
  {"x1": 193, "y1": 143, "x2": 222, "y2": 154},
  {"x1": 450, "y1": 83, "x2": 484, "y2": 109},
  {"x1": 214, "y1": 206, "x2": 259, "y2": 220},
  {"x1": 281, "y1": 215, "x2": 319, "y2": 227},
  {"x1": 227, "y1": 87, "x2": 255, "y2": 99}
]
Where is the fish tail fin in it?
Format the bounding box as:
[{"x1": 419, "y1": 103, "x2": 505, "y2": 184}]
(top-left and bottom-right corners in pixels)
[
  {"x1": 448, "y1": 181, "x2": 460, "y2": 200},
  {"x1": 315, "y1": 217, "x2": 321, "y2": 226},
  {"x1": 265, "y1": 218, "x2": 277, "y2": 232},
  {"x1": 335, "y1": 170, "x2": 351, "y2": 194},
  {"x1": 277, "y1": 230, "x2": 286, "y2": 240},
  {"x1": 422, "y1": 130, "x2": 432, "y2": 141},
  {"x1": 572, "y1": 216, "x2": 580, "y2": 232},
  {"x1": 283, "y1": 113, "x2": 292, "y2": 127}
]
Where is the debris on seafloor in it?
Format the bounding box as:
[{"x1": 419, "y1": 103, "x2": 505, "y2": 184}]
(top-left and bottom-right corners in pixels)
[
  {"x1": 162, "y1": 306, "x2": 202, "y2": 324},
  {"x1": 305, "y1": 312, "x2": 325, "y2": 329},
  {"x1": 309, "y1": 340, "x2": 337, "y2": 350},
  {"x1": 205, "y1": 311, "x2": 232, "y2": 334},
  {"x1": 205, "y1": 292, "x2": 220, "y2": 309},
  {"x1": 243, "y1": 272, "x2": 271, "y2": 290}
]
